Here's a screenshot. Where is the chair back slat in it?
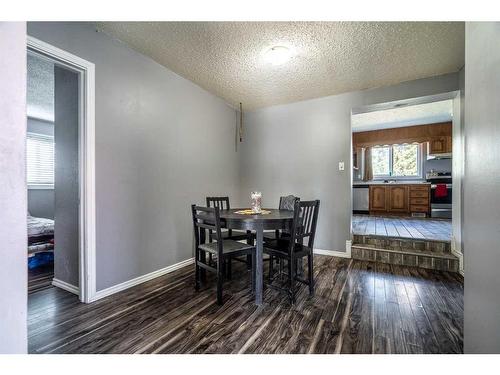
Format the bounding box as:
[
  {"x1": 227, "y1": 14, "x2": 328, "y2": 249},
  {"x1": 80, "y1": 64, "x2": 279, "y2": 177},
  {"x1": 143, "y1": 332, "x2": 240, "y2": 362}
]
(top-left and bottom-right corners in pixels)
[
  {"x1": 206, "y1": 196, "x2": 230, "y2": 210},
  {"x1": 279, "y1": 195, "x2": 299, "y2": 211},
  {"x1": 288, "y1": 200, "x2": 320, "y2": 252},
  {"x1": 191, "y1": 205, "x2": 223, "y2": 255},
  {"x1": 206, "y1": 196, "x2": 232, "y2": 241}
]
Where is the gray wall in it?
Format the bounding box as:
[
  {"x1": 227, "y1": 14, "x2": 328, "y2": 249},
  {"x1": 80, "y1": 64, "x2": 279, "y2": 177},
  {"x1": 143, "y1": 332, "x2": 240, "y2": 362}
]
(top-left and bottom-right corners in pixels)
[
  {"x1": 239, "y1": 73, "x2": 459, "y2": 252},
  {"x1": 463, "y1": 22, "x2": 500, "y2": 354},
  {"x1": 0, "y1": 22, "x2": 27, "y2": 354},
  {"x1": 27, "y1": 117, "x2": 55, "y2": 219},
  {"x1": 54, "y1": 66, "x2": 80, "y2": 287},
  {"x1": 28, "y1": 190, "x2": 54, "y2": 219},
  {"x1": 28, "y1": 22, "x2": 240, "y2": 291}
]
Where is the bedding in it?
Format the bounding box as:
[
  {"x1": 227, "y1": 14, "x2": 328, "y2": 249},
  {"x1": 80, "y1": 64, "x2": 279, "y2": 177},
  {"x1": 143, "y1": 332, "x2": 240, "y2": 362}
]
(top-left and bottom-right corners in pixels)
[
  {"x1": 28, "y1": 215, "x2": 54, "y2": 238},
  {"x1": 28, "y1": 241, "x2": 54, "y2": 255}
]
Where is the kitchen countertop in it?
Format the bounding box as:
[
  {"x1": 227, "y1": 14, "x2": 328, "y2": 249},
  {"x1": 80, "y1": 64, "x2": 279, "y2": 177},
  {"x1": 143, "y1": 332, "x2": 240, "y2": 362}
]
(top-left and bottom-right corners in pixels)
[{"x1": 353, "y1": 180, "x2": 430, "y2": 186}]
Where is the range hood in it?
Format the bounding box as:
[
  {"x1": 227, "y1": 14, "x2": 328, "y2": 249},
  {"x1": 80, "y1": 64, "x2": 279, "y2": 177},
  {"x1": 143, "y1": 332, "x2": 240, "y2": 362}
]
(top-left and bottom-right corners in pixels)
[{"x1": 427, "y1": 152, "x2": 452, "y2": 160}]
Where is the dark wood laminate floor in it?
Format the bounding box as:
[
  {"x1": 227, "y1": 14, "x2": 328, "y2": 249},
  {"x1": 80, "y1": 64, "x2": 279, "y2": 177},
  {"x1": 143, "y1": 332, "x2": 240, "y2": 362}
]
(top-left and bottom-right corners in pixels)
[
  {"x1": 28, "y1": 256, "x2": 463, "y2": 354},
  {"x1": 28, "y1": 263, "x2": 54, "y2": 295},
  {"x1": 353, "y1": 215, "x2": 452, "y2": 241}
]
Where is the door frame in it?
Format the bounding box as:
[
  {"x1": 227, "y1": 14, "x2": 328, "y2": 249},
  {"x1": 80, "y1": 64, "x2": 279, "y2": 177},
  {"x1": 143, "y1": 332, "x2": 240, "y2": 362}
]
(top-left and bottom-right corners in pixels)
[
  {"x1": 27, "y1": 36, "x2": 96, "y2": 303},
  {"x1": 350, "y1": 90, "x2": 464, "y2": 274}
]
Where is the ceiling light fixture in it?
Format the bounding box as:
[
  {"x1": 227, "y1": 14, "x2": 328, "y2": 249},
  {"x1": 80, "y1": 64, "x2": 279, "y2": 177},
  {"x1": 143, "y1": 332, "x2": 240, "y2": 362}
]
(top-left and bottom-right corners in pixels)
[{"x1": 264, "y1": 46, "x2": 292, "y2": 66}]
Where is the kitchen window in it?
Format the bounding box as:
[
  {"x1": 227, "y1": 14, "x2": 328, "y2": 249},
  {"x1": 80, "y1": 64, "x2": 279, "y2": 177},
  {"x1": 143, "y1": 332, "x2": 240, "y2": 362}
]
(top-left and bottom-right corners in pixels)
[
  {"x1": 372, "y1": 143, "x2": 422, "y2": 179},
  {"x1": 27, "y1": 132, "x2": 55, "y2": 189}
]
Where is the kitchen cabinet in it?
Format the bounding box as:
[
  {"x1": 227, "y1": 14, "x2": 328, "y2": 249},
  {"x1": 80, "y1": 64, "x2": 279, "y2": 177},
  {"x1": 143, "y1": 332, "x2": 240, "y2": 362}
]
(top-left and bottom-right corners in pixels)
[
  {"x1": 369, "y1": 184, "x2": 430, "y2": 216},
  {"x1": 369, "y1": 185, "x2": 387, "y2": 211},
  {"x1": 428, "y1": 136, "x2": 452, "y2": 154},
  {"x1": 409, "y1": 185, "x2": 431, "y2": 215},
  {"x1": 387, "y1": 185, "x2": 409, "y2": 212}
]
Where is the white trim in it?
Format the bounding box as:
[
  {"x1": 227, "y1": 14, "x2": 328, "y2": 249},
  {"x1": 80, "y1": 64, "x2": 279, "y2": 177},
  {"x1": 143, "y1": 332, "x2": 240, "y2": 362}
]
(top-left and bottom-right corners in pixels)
[
  {"x1": 314, "y1": 249, "x2": 351, "y2": 258},
  {"x1": 314, "y1": 240, "x2": 352, "y2": 259},
  {"x1": 451, "y1": 91, "x2": 464, "y2": 277},
  {"x1": 92, "y1": 258, "x2": 194, "y2": 302},
  {"x1": 452, "y1": 250, "x2": 464, "y2": 276},
  {"x1": 27, "y1": 184, "x2": 54, "y2": 190},
  {"x1": 52, "y1": 278, "x2": 79, "y2": 295},
  {"x1": 28, "y1": 36, "x2": 96, "y2": 304},
  {"x1": 351, "y1": 91, "x2": 460, "y2": 115},
  {"x1": 451, "y1": 239, "x2": 464, "y2": 275}
]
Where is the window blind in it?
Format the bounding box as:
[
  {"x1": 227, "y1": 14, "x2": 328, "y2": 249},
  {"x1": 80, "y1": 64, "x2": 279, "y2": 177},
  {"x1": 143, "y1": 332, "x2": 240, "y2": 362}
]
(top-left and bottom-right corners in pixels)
[{"x1": 27, "y1": 132, "x2": 54, "y2": 188}]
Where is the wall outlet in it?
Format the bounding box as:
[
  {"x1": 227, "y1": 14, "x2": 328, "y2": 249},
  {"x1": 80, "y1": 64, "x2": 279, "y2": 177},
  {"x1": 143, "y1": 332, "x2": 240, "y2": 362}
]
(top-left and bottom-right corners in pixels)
[{"x1": 338, "y1": 161, "x2": 345, "y2": 171}]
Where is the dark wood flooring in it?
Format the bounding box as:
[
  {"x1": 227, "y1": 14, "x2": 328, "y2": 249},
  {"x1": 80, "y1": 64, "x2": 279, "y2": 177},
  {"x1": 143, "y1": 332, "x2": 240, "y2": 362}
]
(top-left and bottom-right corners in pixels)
[
  {"x1": 28, "y1": 255, "x2": 463, "y2": 354},
  {"x1": 353, "y1": 215, "x2": 452, "y2": 241},
  {"x1": 28, "y1": 263, "x2": 54, "y2": 295}
]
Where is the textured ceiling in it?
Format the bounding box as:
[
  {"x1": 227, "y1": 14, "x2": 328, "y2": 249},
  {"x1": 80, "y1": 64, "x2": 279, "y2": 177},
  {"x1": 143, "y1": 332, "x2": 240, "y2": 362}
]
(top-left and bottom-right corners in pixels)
[
  {"x1": 95, "y1": 22, "x2": 465, "y2": 110},
  {"x1": 27, "y1": 53, "x2": 54, "y2": 121},
  {"x1": 352, "y1": 100, "x2": 453, "y2": 132}
]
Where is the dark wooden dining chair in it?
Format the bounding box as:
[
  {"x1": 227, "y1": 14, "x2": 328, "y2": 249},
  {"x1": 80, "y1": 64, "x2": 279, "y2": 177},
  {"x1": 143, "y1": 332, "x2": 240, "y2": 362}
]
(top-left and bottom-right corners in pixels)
[
  {"x1": 191, "y1": 205, "x2": 256, "y2": 305},
  {"x1": 206, "y1": 196, "x2": 252, "y2": 242},
  {"x1": 264, "y1": 195, "x2": 300, "y2": 242},
  {"x1": 206, "y1": 196, "x2": 254, "y2": 275},
  {"x1": 264, "y1": 200, "x2": 320, "y2": 304}
]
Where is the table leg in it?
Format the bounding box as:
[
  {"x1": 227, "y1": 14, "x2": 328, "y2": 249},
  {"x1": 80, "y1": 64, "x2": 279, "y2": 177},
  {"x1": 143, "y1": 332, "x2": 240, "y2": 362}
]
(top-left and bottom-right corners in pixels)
[
  {"x1": 255, "y1": 227, "x2": 263, "y2": 305},
  {"x1": 246, "y1": 231, "x2": 253, "y2": 270}
]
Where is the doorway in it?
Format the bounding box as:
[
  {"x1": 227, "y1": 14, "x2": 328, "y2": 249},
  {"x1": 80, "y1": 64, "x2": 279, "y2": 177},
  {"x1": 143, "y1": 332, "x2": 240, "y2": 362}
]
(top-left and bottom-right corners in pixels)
[
  {"x1": 350, "y1": 91, "x2": 463, "y2": 273},
  {"x1": 27, "y1": 37, "x2": 96, "y2": 303}
]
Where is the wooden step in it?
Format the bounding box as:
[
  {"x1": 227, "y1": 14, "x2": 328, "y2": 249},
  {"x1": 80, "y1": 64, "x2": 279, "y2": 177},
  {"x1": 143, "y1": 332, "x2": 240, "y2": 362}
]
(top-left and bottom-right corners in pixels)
[
  {"x1": 353, "y1": 234, "x2": 451, "y2": 254},
  {"x1": 351, "y1": 244, "x2": 459, "y2": 272}
]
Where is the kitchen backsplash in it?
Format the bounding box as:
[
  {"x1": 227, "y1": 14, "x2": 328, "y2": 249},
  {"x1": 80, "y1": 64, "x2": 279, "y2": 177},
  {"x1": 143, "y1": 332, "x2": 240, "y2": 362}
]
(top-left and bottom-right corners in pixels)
[{"x1": 424, "y1": 157, "x2": 452, "y2": 174}]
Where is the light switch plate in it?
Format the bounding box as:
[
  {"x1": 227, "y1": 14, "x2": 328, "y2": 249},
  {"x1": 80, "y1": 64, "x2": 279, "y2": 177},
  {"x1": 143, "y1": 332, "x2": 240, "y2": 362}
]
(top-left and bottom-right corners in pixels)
[{"x1": 339, "y1": 161, "x2": 345, "y2": 171}]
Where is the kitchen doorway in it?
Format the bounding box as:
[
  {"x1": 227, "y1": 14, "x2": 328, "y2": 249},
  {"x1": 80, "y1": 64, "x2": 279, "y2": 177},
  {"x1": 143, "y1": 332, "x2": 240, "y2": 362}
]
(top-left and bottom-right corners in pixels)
[{"x1": 350, "y1": 91, "x2": 463, "y2": 274}]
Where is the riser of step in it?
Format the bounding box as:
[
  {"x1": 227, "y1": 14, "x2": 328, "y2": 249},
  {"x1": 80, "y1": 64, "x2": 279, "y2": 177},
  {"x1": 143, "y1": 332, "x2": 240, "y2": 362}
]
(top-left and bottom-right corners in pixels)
[
  {"x1": 353, "y1": 234, "x2": 451, "y2": 253},
  {"x1": 352, "y1": 245, "x2": 459, "y2": 272}
]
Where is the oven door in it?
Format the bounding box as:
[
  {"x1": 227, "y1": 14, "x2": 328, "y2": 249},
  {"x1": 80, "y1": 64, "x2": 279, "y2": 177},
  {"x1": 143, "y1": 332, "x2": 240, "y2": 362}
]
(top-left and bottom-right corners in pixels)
[
  {"x1": 430, "y1": 184, "x2": 452, "y2": 204},
  {"x1": 430, "y1": 184, "x2": 452, "y2": 218}
]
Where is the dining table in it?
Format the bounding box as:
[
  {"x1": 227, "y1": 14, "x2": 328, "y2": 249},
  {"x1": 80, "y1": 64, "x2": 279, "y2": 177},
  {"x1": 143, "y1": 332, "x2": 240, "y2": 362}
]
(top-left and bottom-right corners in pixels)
[{"x1": 219, "y1": 208, "x2": 295, "y2": 305}]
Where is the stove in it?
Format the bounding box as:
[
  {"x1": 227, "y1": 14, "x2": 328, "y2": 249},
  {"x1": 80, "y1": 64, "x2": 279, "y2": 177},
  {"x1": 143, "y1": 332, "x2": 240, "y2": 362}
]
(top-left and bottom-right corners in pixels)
[{"x1": 426, "y1": 172, "x2": 452, "y2": 219}]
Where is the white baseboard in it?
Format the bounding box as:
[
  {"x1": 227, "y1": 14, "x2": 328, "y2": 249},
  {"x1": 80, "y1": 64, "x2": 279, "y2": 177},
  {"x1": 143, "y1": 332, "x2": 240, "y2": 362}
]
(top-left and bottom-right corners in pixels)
[
  {"x1": 315, "y1": 240, "x2": 352, "y2": 259},
  {"x1": 52, "y1": 278, "x2": 79, "y2": 295},
  {"x1": 92, "y1": 257, "x2": 194, "y2": 302},
  {"x1": 451, "y1": 249, "x2": 464, "y2": 275},
  {"x1": 451, "y1": 236, "x2": 464, "y2": 275}
]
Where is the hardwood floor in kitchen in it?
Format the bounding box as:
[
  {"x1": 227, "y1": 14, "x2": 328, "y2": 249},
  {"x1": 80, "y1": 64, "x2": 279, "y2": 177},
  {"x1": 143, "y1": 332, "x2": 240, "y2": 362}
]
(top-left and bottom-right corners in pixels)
[
  {"x1": 353, "y1": 214, "x2": 452, "y2": 241},
  {"x1": 28, "y1": 255, "x2": 463, "y2": 354}
]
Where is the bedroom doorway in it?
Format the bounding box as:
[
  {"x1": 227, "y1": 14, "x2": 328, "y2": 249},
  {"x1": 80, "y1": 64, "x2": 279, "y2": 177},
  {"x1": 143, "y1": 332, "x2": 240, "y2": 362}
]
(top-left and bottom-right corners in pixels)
[{"x1": 27, "y1": 37, "x2": 96, "y2": 304}]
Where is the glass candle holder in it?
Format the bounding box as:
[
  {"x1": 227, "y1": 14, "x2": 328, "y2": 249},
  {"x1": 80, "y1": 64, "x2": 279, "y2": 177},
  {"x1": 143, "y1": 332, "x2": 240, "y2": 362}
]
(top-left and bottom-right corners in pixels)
[{"x1": 251, "y1": 191, "x2": 262, "y2": 213}]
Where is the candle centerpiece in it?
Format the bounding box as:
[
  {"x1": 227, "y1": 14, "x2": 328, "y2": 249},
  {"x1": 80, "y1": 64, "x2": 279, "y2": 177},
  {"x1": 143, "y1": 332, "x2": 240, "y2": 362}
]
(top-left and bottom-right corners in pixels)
[{"x1": 250, "y1": 191, "x2": 262, "y2": 213}]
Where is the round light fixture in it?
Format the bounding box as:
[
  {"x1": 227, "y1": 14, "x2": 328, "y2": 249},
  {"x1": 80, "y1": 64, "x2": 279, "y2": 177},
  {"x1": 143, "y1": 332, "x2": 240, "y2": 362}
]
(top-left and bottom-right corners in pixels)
[{"x1": 264, "y1": 46, "x2": 292, "y2": 66}]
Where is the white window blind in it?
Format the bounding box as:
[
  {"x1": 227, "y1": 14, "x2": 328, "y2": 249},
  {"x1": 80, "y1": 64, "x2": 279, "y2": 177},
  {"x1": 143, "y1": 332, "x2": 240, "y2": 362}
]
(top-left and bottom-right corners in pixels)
[{"x1": 27, "y1": 132, "x2": 54, "y2": 188}]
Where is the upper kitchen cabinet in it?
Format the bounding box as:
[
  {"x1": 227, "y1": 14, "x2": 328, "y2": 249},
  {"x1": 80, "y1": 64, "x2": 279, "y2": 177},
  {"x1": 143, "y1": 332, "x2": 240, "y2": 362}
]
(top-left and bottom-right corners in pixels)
[{"x1": 427, "y1": 135, "x2": 452, "y2": 157}]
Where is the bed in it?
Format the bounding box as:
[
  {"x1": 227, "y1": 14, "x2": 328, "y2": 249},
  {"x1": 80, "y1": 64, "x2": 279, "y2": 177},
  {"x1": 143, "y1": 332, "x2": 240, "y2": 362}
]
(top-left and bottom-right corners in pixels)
[
  {"x1": 28, "y1": 215, "x2": 54, "y2": 239},
  {"x1": 28, "y1": 215, "x2": 54, "y2": 261}
]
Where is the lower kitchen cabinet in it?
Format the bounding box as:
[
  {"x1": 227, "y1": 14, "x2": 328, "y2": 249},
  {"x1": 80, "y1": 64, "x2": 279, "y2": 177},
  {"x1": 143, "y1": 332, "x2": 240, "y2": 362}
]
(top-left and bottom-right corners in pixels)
[
  {"x1": 369, "y1": 185, "x2": 387, "y2": 211},
  {"x1": 387, "y1": 185, "x2": 409, "y2": 212},
  {"x1": 369, "y1": 184, "x2": 430, "y2": 216}
]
